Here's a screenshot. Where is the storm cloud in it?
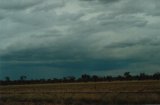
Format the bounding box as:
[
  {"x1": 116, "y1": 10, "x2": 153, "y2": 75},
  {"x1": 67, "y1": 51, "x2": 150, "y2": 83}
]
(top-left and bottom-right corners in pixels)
[{"x1": 0, "y1": 0, "x2": 160, "y2": 79}]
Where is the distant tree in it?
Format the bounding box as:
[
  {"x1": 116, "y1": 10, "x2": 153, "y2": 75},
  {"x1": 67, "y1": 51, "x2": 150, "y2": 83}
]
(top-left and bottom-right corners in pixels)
[
  {"x1": 68, "y1": 76, "x2": 76, "y2": 82},
  {"x1": 62, "y1": 76, "x2": 76, "y2": 82},
  {"x1": 133, "y1": 75, "x2": 139, "y2": 80},
  {"x1": 63, "y1": 77, "x2": 67, "y2": 82},
  {"x1": 139, "y1": 73, "x2": 148, "y2": 80},
  {"x1": 5, "y1": 76, "x2": 10, "y2": 81},
  {"x1": 92, "y1": 75, "x2": 98, "y2": 82},
  {"x1": 106, "y1": 76, "x2": 113, "y2": 81},
  {"x1": 81, "y1": 74, "x2": 91, "y2": 82},
  {"x1": 124, "y1": 72, "x2": 131, "y2": 80},
  {"x1": 40, "y1": 78, "x2": 46, "y2": 83},
  {"x1": 117, "y1": 75, "x2": 123, "y2": 81},
  {"x1": 2, "y1": 71, "x2": 160, "y2": 85},
  {"x1": 153, "y1": 72, "x2": 160, "y2": 80},
  {"x1": 47, "y1": 79, "x2": 52, "y2": 82},
  {"x1": 52, "y1": 78, "x2": 59, "y2": 83},
  {"x1": 20, "y1": 75, "x2": 27, "y2": 81}
]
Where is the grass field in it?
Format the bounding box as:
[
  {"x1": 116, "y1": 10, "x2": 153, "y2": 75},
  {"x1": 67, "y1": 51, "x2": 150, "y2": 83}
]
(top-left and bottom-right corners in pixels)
[{"x1": 0, "y1": 80, "x2": 160, "y2": 105}]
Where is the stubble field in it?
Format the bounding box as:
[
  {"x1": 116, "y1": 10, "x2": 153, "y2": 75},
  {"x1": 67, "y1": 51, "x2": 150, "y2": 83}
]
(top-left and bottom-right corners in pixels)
[{"x1": 0, "y1": 80, "x2": 160, "y2": 105}]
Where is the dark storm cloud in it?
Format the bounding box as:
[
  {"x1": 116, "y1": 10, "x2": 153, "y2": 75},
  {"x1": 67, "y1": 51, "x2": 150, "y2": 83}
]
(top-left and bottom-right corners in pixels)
[
  {"x1": 0, "y1": 0, "x2": 160, "y2": 79},
  {"x1": 0, "y1": 44, "x2": 137, "y2": 79},
  {"x1": 1, "y1": 57, "x2": 132, "y2": 71}
]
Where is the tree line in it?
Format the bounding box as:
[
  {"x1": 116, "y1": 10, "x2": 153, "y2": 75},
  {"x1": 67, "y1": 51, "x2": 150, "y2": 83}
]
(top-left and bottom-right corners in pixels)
[{"x1": 0, "y1": 72, "x2": 160, "y2": 85}]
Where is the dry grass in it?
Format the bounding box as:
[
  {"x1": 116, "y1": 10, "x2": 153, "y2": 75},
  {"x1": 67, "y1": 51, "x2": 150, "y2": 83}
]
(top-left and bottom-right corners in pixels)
[{"x1": 0, "y1": 80, "x2": 160, "y2": 105}]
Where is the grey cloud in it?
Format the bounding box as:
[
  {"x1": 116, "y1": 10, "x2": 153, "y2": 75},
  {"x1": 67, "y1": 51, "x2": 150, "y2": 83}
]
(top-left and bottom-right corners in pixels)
[
  {"x1": 99, "y1": 0, "x2": 120, "y2": 3},
  {"x1": 98, "y1": 15, "x2": 148, "y2": 28},
  {"x1": 105, "y1": 38, "x2": 158, "y2": 49},
  {"x1": 30, "y1": 1, "x2": 65, "y2": 12},
  {"x1": 31, "y1": 30, "x2": 63, "y2": 38},
  {"x1": 0, "y1": 15, "x2": 4, "y2": 20},
  {"x1": 81, "y1": 0, "x2": 120, "y2": 3},
  {"x1": 111, "y1": 0, "x2": 160, "y2": 16},
  {"x1": 0, "y1": 10, "x2": 8, "y2": 20},
  {"x1": 0, "y1": 0, "x2": 43, "y2": 10}
]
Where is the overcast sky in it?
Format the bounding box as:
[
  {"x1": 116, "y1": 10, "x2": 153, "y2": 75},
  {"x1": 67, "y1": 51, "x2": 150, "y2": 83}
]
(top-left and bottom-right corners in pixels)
[{"x1": 0, "y1": 0, "x2": 160, "y2": 79}]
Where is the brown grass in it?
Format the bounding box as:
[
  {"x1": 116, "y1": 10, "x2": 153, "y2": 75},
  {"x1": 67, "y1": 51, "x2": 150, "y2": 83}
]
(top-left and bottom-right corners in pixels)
[{"x1": 0, "y1": 80, "x2": 160, "y2": 105}]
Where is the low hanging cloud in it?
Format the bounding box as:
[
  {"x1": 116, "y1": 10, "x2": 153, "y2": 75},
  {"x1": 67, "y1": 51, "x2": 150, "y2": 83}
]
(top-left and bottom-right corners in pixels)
[{"x1": 0, "y1": 0, "x2": 160, "y2": 79}]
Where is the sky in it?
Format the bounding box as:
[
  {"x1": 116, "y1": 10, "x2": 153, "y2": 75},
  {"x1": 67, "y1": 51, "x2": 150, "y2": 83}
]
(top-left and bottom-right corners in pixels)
[{"x1": 0, "y1": 0, "x2": 160, "y2": 80}]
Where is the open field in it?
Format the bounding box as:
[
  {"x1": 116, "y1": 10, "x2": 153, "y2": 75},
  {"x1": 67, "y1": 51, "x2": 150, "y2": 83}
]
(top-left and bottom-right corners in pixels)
[{"x1": 0, "y1": 80, "x2": 160, "y2": 105}]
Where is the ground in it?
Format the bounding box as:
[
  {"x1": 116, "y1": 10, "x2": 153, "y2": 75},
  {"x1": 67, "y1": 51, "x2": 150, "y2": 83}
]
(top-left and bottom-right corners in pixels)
[{"x1": 0, "y1": 80, "x2": 160, "y2": 105}]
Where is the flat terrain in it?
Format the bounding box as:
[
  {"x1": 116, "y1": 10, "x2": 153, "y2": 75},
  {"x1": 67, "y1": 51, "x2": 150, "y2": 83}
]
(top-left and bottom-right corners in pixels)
[{"x1": 0, "y1": 80, "x2": 160, "y2": 105}]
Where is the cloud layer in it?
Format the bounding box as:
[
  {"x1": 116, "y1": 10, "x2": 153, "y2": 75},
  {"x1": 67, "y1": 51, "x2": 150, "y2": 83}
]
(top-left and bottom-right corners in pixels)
[{"x1": 0, "y1": 0, "x2": 160, "y2": 79}]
